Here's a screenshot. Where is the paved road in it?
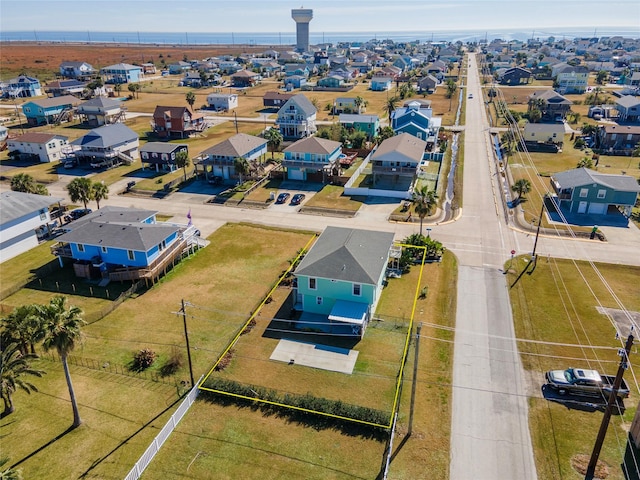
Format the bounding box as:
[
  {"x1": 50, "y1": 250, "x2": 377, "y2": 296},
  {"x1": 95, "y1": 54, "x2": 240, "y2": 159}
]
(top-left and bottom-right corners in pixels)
[{"x1": 448, "y1": 53, "x2": 537, "y2": 480}]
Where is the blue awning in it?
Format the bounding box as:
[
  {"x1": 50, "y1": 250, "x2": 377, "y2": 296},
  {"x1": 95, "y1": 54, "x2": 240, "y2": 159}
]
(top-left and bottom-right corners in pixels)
[{"x1": 328, "y1": 300, "x2": 369, "y2": 326}]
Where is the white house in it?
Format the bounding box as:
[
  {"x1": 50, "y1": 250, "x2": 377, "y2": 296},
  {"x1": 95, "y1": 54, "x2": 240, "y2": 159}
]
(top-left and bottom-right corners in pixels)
[
  {"x1": 0, "y1": 191, "x2": 62, "y2": 263},
  {"x1": 207, "y1": 93, "x2": 238, "y2": 112},
  {"x1": 7, "y1": 132, "x2": 69, "y2": 163}
]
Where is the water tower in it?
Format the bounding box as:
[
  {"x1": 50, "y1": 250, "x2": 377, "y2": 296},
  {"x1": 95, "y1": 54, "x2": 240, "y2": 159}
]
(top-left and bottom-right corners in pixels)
[{"x1": 291, "y1": 8, "x2": 313, "y2": 52}]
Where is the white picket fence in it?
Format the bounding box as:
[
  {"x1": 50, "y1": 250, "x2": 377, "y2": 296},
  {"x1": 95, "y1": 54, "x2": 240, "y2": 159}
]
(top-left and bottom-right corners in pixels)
[{"x1": 123, "y1": 377, "x2": 202, "y2": 480}]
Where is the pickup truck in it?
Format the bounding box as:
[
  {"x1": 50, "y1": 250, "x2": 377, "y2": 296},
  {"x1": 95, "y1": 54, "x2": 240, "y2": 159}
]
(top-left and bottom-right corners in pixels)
[{"x1": 545, "y1": 368, "x2": 630, "y2": 399}]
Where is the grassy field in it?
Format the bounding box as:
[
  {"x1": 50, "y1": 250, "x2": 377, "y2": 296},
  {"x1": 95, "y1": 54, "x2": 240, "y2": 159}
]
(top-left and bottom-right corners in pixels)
[
  {"x1": 508, "y1": 258, "x2": 640, "y2": 480},
  {"x1": 304, "y1": 184, "x2": 366, "y2": 211},
  {"x1": 139, "y1": 249, "x2": 457, "y2": 479},
  {"x1": 0, "y1": 223, "x2": 314, "y2": 478}
]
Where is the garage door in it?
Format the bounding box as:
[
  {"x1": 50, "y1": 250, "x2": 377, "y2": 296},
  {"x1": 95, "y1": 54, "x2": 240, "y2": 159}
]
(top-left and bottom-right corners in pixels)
[
  {"x1": 288, "y1": 168, "x2": 305, "y2": 181},
  {"x1": 588, "y1": 203, "x2": 607, "y2": 215}
]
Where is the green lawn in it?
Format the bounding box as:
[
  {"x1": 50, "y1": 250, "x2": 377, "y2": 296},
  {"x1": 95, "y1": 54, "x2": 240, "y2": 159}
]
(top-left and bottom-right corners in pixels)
[
  {"x1": 304, "y1": 184, "x2": 365, "y2": 211},
  {"x1": 141, "y1": 249, "x2": 457, "y2": 479},
  {"x1": 0, "y1": 223, "x2": 312, "y2": 479},
  {"x1": 508, "y1": 258, "x2": 640, "y2": 480}
]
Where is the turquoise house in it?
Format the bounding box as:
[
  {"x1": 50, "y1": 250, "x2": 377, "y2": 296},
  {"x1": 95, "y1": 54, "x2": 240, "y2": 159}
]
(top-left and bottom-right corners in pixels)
[
  {"x1": 550, "y1": 168, "x2": 640, "y2": 217},
  {"x1": 282, "y1": 136, "x2": 342, "y2": 182},
  {"x1": 294, "y1": 227, "x2": 395, "y2": 338},
  {"x1": 339, "y1": 114, "x2": 380, "y2": 140}
]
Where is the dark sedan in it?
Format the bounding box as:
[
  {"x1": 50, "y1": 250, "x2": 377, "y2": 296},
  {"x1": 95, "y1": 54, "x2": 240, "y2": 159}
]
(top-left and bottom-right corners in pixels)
[
  {"x1": 290, "y1": 193, "x2": 306, "y2": 205},
  {"x1": 275, "y1": 192, "x2": 290, "y2": 204}
]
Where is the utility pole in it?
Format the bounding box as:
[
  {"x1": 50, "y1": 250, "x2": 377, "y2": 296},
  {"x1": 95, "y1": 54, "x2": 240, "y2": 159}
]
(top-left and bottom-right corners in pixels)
[
  {"x1": 511, "y1": 199, "x2": 545, "y2": 288},
  {"x1": 181, "y1": 299, "x2": 195, "y2": 387},
  {"x1": 585, "y1": 334, "x2": 634, "y2": 480},
  {"x1": 408, "y1": 323, "x2": 422, "y2": 437}
]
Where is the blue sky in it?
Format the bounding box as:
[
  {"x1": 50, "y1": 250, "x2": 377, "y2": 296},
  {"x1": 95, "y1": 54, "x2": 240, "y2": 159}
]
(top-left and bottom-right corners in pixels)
[{"x1": 1, "y1": 0, "x2": 639, "y2": 34}]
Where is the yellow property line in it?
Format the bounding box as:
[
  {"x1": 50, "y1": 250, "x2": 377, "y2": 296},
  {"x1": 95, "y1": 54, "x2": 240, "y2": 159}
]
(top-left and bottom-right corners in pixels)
[
  {"x1": 198, "y1": 387, "x2": 389, "y2": 429},
  {"x1": 199, "y1": 239, "x2": 427, "y2": 430}
]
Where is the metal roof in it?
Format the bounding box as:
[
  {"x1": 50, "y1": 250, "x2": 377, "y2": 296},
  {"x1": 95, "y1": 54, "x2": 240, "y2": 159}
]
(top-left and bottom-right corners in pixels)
[
  {"x1": 371, "y1": 133, "x2": 427, "y2": 162},
  {"x1": 0, "y1": 191, "x2": 62, "y2": 224},
  {"x1": 72, "y1": 123, "x2": 138, "y2": 148},
  {"x1": 553, "y1": 168, "x2": 640, "y2": 192},
  {"x1": 283, "y1": 136, "x2": 342, "y2": 155},
  {"x1": 200, "y1": 133, "x2": 267, "y2": 157}
]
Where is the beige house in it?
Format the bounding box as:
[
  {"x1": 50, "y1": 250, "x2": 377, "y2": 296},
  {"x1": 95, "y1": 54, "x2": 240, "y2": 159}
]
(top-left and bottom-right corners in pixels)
[
  {"x1": 523, "y1": 123, "x2": 565, "y2": 145},
  {"x1": 7, "y1": 132, "x2": 69, "y2": 163}
]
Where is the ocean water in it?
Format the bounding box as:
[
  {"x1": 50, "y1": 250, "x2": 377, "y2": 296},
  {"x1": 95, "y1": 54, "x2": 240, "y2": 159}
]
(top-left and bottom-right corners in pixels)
[{"x1": 2, "y1": 27, "x2": 639, "y2": 45}]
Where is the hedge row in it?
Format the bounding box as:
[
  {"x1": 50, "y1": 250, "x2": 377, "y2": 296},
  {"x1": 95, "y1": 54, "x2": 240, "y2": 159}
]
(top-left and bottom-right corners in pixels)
[{"x1": 201, "y1": 377, "x2": 389, "y2": 430}]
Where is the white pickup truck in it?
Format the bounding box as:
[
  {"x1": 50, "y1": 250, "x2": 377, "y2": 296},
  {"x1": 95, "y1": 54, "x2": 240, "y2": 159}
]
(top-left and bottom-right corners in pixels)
[{"x1": 545, "y1": 368, "x2": 630, "y2": 399}]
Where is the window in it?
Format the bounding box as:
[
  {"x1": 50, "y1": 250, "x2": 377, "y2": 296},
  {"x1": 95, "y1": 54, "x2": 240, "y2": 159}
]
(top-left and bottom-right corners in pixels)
[
  {"x1": 77, "y1": 244, "x2": 85, "y2": 252},
  {"x1": 39, "y1": 209, "x2": 47, "y2": 220},
  {"x1": 353, "y1": 284, "x2": 361, "y2": 296},
  {"x1": 101, "y1": 246, "x2": 108, "y2": 254},
  {"x1": 597, "y1": 189, "x2": 606, "y2": 199},
  {"x1": 316, "y1": 296, "x2": 323, "y2": 305},
  {"x1": 579, "y1": 188, "x2": 588, "y2": 198},
  {"x1": 127, "y1": 250, "x2": 135, "y2": 260},
  {"x1": 309, "y1": 278, "x2": 317, "y2": 290}
]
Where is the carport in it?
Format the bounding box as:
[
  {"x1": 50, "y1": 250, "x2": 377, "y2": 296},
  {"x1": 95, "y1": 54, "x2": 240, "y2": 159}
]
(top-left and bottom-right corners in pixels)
[{"x1": 328, "y1": 300, "x2": 370, "y2": 338}]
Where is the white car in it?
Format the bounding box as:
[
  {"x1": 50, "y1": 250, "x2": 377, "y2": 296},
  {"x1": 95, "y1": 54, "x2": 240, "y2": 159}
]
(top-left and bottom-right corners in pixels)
[
  {"x1": 63, "y1": 160, "x2": 76, "y2": 169},
  {"x1": 468, "y1": 93, "x2": 473, "y2": 99}
]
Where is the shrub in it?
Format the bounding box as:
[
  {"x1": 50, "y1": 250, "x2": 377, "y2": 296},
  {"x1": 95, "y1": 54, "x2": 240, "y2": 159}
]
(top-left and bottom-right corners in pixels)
[
  {"x1": 132, "y1": 348, "x2": 157, "y2": 371},
  {"x1": 214, "y1": 349, "x2": 234, "y2": 371}
]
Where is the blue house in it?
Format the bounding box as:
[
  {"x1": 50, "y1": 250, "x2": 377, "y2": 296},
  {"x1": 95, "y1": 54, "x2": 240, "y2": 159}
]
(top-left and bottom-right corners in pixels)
[
  {"x1": 284, "y1": 75, "x2": 307, "y2": 90},
  {"x1": 550, "y1": 168, "x2": 640, "y2": 217},
  {"x1": 391, "y1": 101, "x2": 442, "y2": 147},
  {"x1": 6, "y1": 75, "x2": 42, "y2": 98},
  {"x1": 293, "y1": 226, "x2": 395, "y2": 338},
  {"x1": 169, "y1": 61, "x2": 192, "y2": 75},
  {"x1": 51, "y1": 206, "x2": 201, "y2": 283},
  {"x1": 282, "y1": 136, "x2": 342, "y2": 182},
  {"x1": 100, "y1": 63, "x2": 143, "y2": 84},
  {"x1": 21, "y1": 95, "x2": 80, "y2": 126},
  {"x1": 370, "y1": 77, "x2": 392, "y2": 91}
]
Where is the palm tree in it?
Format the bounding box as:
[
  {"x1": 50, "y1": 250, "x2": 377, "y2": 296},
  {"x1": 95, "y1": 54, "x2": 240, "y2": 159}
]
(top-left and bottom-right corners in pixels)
[
  {"x1": 386, "y1": 96, "x2": 399, "y2": 123},
  {"x1": 0, "y1": 457, "x2": 23, "y2": 479},
  {"x1": 412, "y1": 185, "x2": 438, "y2": 233},
  {"x1": 39, "y1": 296, "x2": 85, "y2": 428},
  {"x1": 511, "y1": 178, "x2": 532, "y2": 202},
  {"x1": 66, "y1": 177, "x2": 93, "y2": 210},
  {"x1": 9, "y1": 173, "x2": 47, "y2": 195},
  {"x1": 185, "y1": 91, "x2": 196, "y2": 109},
  {"x1": 174, "y1": 150, "x2": 190, "y2": 182},
  {"x1": 376, "y1": 126, "x2": 395, "y2": 144},
  {"x1": 234, "y1": 156, "x2": 250, "y2": 184},
  {"x1": 1, "y1": 305, "x2": 43, "y2": 356},
  {"x1": 353, "y1": 96, "x2": 367, "y2": 114},
  {"x1": 1, "y1": 342, "x2": 44, "y2": 417},
  {"x1": 264, "y1": 128, "x2": 283, "y2": 160},
  {"x1": 91, "y1": 181, "x2": 109, "y2": 209}
]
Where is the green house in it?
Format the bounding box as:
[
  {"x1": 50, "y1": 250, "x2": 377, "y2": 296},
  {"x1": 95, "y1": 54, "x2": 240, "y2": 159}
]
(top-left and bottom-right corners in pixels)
[
  {"x1": 550, "y1": 168, "x2": 640, "y2": 217},
  {"x1": 293, "y1": 227, "x2": 395, "y2": 338},
  {"x1": 339, "y1": 114, "x2": 380, "y2": 140}
]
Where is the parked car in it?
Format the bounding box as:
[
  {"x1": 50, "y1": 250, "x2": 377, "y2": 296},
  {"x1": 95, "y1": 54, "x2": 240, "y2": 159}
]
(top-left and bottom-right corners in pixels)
[
  {"x1": 64, "y1": 208, "x2": 92, "y2": 222},
  {"x1": 545, "y1": 368, "x2": 630, "y2": 399},
  {"x1": 63, "y1": 159, "x2": 77, "y2": 169},
  {"x1": 90, "y1": 159, "x2": 109, "y2": 169},
  {"x1": 275, "y1": 192, "x2": 290, "y2": 204},
  {"x1": 468, "y1": 93, "x2": 473, "y2": 99},
  {"x1": 290, "y1": 193, "x2": 306, "y2": 205}
]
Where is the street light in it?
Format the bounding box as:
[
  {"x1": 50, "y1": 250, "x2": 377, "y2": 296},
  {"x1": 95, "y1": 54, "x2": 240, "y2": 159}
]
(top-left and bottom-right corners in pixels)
[{"x1": 425, "y1": 228, "x2": 432, "y2": 238}]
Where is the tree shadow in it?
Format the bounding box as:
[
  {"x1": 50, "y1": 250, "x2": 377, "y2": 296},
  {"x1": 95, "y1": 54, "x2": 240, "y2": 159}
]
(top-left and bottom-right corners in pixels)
[{"x1": 10, "y1": 424, "x2": 76, "y2": 469}]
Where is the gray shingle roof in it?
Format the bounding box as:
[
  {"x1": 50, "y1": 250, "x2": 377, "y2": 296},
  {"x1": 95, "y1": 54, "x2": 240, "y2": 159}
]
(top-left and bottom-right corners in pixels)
[
  {"x1": 78, "y1": 97, "x2": 123, "y2": 109},
  {"x1": 72, "y1": 124, "x2": 138, "y2": 148},
  {"x1": 140, "y1": 142, "x2": 188, "y2": 154},
  {"x1": 25, "y1": 95, "x2": 80, "y2": 109},
  {"x1": 0, "y1": 191, "x2": 62, "y2": 224},
  {"x1": 371, "y1": 133, "x2": 427, "y2": 162},
  {"x1": 553, "y1": 168, "x2": 640, "y2": 192},
  {"x1": 68, "y1": 206, "x2": 157, "y2": 230},
  {"x1": 283, "y1": 136, "x2": 342, "y2": 155},
  {"x1": 281, "y1": 94, "x2": 317, "y2": 117},
  {"x1": 200, "y1": 133, "x2": 267, "y2": 157},
  {"x1": 295, "y1": 226, "x2": 394, "y2": 285},
  {"x1": 57, "y1": 221, "x2": 179, "y2": 251},
  {"x1": 616, "y1": 95, "x2": 640, "y2": 108}
]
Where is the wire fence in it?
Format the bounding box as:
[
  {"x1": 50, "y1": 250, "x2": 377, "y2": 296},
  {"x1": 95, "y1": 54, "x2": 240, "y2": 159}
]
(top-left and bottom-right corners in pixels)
[
  {"x1": 123, "y1": 376, "x2": 202, "y2": 480},
  {"x1": 42, "y1": 352, "x2": 179, "y2": 386}
]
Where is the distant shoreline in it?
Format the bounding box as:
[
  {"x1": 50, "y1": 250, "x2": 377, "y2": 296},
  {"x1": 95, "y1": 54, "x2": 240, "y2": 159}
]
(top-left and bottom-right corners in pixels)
[{"x1": 0, "y1": 41, "x2": 285, "y2": 49}]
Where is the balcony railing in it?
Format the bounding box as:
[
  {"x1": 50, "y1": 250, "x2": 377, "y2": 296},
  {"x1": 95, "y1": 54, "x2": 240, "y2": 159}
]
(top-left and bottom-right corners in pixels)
[
  {"x1": 372, "y1": 165, "x2": 417, "y2": 175},
  {"x1": 282, "y1": 159, "x2": 334, "y2": 168}
]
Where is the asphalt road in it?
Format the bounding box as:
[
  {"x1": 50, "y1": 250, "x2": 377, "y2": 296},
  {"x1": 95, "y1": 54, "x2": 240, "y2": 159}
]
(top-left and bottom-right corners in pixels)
[{"x1": 447, "y1": 53, "x2": 537, "y2": 480}]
